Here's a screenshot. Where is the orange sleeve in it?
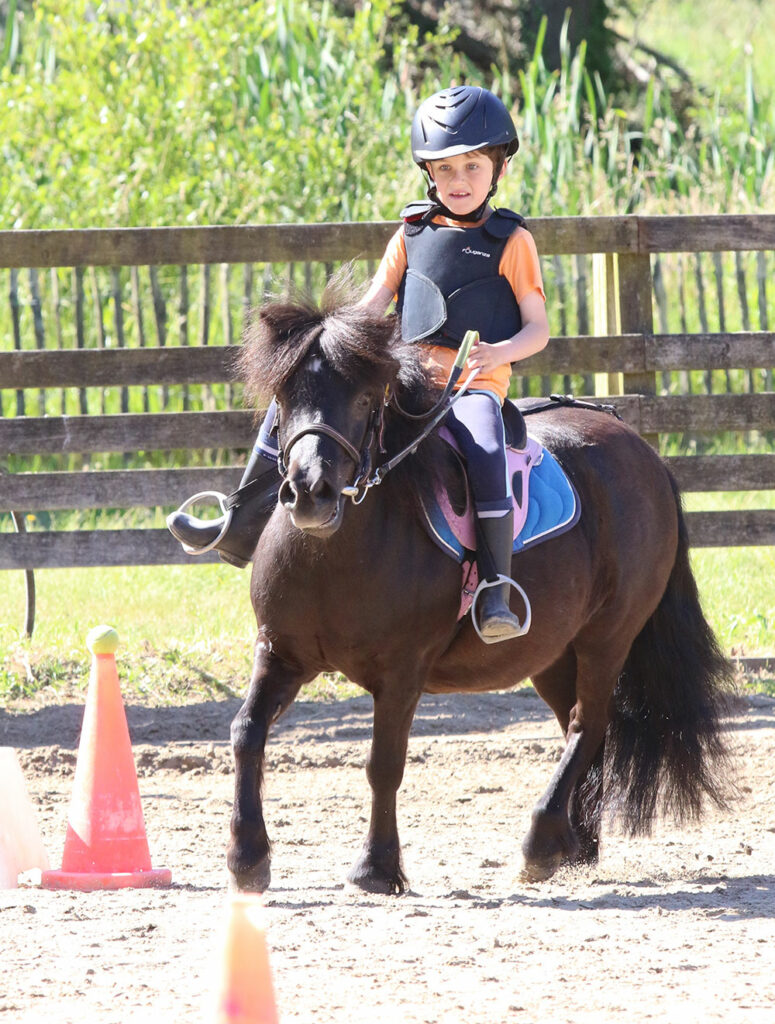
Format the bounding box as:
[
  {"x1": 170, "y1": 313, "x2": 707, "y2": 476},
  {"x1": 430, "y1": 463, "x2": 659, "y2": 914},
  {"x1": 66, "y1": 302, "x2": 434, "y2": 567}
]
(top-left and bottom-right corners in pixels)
[
  {"x1": 372, "y1": 225, "x2": 407, "y2": 298},
  {"x1": 498, "y1": 227, "x2": 546, "y2": 304}
]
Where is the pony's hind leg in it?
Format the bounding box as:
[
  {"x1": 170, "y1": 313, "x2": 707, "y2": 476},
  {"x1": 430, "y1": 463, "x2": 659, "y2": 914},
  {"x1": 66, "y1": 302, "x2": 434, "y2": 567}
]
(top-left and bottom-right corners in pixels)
[
  {"x1": 570, "y1": 741, "x2": 604, "y2": 864},
  {"x1": 227, "y1": 637, "x2": 311, "y2": 892},
  {"x1": 522, "y1": 645, "x2": 615, "y2": 881},
  {"x1": 347, "y1": 681, "x2": 423, "y2": 895}
]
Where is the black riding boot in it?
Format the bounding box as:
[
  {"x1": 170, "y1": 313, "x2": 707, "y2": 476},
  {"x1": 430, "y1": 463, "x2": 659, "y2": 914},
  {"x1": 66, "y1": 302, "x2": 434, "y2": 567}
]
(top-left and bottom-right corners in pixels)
[
  {"x1": 475, "y1": 511, "x2": 528, "y2": 643},
  {"x1": 166, "y1": 448, "x2": 280, "y2": 568}
]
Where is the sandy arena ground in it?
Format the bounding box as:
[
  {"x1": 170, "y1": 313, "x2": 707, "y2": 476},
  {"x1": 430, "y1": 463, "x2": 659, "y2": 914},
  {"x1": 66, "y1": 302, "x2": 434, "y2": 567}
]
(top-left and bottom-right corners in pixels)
[{"x1": 1, "y1": 687, "x2": 774, "y2": 1023}]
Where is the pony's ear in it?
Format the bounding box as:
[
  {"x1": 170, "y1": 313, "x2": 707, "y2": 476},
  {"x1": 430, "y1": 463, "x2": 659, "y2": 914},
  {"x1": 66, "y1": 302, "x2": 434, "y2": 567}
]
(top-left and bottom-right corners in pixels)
[
  {"x1": 377, "y1": 312, "x2": 401, "y2": 357},
  {"x1": 382, "y1": 311, "x2": 400, "y2": 344},
  {"x1": 255, "y1": 301, "x2": 323, "y2": 352}
]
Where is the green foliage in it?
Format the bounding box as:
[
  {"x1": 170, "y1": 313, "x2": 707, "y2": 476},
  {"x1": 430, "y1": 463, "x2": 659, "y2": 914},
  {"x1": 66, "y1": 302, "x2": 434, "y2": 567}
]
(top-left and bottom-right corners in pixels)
[
  {"x1": 493, "y1": 23, "x2": 775, "y2": 216},
  {"x1": 0, "y1": 0, "x2": 464, "y2": 228},
  {"x1": 622, "y1": 0, "x2": 775, "y2": 100},
  {"x1": 1, "y1": 2, "x2": 773, "y2": 229}
]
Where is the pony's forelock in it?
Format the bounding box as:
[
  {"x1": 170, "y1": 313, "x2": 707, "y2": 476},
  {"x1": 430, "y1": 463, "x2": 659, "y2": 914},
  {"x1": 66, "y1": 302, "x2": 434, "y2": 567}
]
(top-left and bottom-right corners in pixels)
[{"x1": 237, "y1": 279, "x2": 403, "y2": 408}]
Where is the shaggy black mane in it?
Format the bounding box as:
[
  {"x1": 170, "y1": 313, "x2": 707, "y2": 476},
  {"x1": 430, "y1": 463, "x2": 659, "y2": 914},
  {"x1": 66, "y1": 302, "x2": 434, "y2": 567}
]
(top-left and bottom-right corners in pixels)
[{"x1": 236, "y1": 279, "x2": 458, "y2": 506}]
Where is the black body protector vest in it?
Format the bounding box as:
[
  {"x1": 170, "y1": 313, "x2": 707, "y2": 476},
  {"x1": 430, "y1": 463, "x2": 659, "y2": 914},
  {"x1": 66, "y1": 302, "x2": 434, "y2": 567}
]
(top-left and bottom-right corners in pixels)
[{"x1": 396, "y1": 201, "x2": 527, "y2": 349}]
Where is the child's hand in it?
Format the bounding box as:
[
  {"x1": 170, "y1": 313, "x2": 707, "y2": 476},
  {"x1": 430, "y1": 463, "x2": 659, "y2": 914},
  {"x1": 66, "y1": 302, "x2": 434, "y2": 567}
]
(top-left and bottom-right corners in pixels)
[{"x1": 466, "y1": 339, "x2": 508, "y2": 375}]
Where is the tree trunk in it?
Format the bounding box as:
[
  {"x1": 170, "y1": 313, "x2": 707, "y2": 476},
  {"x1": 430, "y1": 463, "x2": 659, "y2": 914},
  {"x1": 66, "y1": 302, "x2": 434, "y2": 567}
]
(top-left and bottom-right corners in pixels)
[{"x1": 397, "y1": 0, "x2": 616, "y2": 82}]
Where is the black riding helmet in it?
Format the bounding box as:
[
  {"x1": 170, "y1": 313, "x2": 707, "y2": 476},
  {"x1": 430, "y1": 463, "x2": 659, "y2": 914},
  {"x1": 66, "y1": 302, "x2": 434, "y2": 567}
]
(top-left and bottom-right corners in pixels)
[
  {"x1": 411, "y1": 85, "x2": 519, "y2": 164},
  {"x1": 410, "y1": 85, "x2": 519, "y2": 222}
]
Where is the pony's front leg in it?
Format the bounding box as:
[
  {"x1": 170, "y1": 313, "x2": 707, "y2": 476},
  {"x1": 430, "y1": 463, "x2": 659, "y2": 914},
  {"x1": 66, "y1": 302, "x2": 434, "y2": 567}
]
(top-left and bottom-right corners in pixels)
[
  {"x1": 347, "y1": 684, "x2": 422, "y2": 895},
  {"x1": 227, "y1": 638, "x2": 310, "y2": 892}
]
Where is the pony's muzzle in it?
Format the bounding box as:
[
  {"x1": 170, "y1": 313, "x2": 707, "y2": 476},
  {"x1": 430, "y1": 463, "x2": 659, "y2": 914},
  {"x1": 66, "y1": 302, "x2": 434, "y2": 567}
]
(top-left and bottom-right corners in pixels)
[{"x1": 279, "y1": 468, "x2": 342, "y2": 533}]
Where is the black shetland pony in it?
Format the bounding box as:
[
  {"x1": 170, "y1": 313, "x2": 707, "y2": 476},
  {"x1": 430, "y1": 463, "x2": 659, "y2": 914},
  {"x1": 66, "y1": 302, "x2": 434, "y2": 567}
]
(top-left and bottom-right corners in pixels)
[{"x1": 227, "y1": 285, "x2": 732, "y2": 895}]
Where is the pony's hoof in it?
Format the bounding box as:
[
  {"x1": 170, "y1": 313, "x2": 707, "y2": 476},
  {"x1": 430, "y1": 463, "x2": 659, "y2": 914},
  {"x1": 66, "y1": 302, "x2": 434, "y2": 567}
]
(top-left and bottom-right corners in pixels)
[
  {"x1": 520, "y1": 853, "x2": 562, "y2": 883},
  {"x1": 521, "y1": 810, "x2": 579, "y2": 881},
  {"x1": 347, "y1": 849, "x2": 408, "y2": 896},
  {"x1": 227, "y1": 851, "x2": 272, "y2": 893},
  {"x1": 346, "y1": 868, "x2": 404, "y2": 895},
  {"x1": 228, "y1": 861, "x2": 271, "y2": 893}
]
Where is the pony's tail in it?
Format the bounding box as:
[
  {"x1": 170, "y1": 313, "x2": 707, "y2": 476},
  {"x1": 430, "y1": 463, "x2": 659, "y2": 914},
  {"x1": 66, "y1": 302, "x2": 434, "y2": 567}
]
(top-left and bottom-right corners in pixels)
[{"x1": 605, "y1": 475, "x2": 735, "y2": 833}]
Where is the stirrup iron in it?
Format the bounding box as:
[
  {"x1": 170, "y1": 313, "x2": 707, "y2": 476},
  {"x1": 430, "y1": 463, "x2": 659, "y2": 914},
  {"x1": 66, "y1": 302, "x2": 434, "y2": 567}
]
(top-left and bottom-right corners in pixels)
[
  {"x1": 471, "y1": 574, "x2": 532, "y2": 644},
  {"x1": 166, "y1": 491, "x2": 234, "y2": 555}
]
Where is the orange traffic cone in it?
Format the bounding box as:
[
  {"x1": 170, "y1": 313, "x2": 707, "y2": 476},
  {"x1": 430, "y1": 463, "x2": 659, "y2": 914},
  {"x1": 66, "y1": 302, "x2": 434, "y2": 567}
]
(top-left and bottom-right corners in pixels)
[
  {"x1": 40, "y1": 625, "x2": 171, "y2": 891},
  {"x1": 0, "y1": 747, "x2": 50, "y2": 888},
  {"x1": 212, "y1": 894, "x2": 279, "y2": 1024}
]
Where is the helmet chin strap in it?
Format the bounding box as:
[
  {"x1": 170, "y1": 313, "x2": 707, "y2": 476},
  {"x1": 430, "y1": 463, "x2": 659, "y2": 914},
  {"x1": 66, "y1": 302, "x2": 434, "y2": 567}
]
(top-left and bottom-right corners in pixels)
[{"x1": 422, "y1": 168, "x2": 500, "y2": 223}]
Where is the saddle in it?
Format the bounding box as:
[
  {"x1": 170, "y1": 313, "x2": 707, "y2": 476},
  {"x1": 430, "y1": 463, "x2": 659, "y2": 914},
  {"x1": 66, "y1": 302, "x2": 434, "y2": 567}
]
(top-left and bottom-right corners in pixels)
[{"x1": 420, "y1": 398, "x2": 581, "y2": 621}]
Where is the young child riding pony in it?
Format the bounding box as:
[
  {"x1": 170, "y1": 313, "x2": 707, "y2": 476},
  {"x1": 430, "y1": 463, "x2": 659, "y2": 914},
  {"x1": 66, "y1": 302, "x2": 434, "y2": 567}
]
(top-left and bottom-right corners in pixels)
[{"x1": 168, "y1": 85, "x2": 549, "y2": 643}]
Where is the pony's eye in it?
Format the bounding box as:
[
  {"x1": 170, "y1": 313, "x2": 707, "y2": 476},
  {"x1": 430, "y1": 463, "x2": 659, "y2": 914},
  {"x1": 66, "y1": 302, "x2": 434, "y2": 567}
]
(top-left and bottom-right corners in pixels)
[{"x1": 355, "y1": 394, "x2": 371, "y2": 411}]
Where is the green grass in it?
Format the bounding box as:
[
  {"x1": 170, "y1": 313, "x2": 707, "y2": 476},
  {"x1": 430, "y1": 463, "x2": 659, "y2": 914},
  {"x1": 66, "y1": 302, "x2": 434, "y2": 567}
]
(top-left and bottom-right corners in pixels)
[
  {"x1": 1, "y1": 541, "x2": 772, "y2": 706},
  {"x1": 0, "y1": 561, "x2": 368, "y2": 705},
  {"x1": 0, "y1": 563, "x2": 255, "y2": 703},
  {"x1": 683, "y1": 492, "x2": 775, "y2": 689},
  {"x1": 690, "y1": 547, "x2": 774, "y2": 655}
]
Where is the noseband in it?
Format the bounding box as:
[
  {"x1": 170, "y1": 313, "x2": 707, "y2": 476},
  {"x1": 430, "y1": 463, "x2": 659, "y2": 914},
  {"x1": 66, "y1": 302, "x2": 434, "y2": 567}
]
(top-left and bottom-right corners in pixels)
[
  {"x1": 275, "y1": 395, "x2": 388, "y2": 503},
  {"x1": 279, "y1": 422, "x2": 362, "y2": 468}
]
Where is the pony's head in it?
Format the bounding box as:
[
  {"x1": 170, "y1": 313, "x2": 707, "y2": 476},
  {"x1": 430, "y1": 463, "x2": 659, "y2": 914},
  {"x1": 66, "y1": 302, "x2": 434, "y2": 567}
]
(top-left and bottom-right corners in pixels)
[{"x1": 238, "y1": 278, "x2": 437, "y2": 535}]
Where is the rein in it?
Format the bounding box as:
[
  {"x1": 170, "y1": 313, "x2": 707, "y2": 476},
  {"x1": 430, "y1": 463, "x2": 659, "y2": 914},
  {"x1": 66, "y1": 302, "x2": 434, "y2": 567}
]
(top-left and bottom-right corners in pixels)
[
  {"x1": 365, "y1": 364, "x2": 480, "y2": 488},
  {"x1": 389, "y1": 329, "x2": 478, "y2": 422},
  {"x1": 361, "y1": 330, "x2": 480, "y2": 492}
]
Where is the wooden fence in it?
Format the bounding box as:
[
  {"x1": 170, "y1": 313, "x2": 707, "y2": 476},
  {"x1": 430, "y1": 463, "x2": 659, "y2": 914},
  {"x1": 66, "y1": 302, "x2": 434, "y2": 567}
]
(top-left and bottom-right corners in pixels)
[{"x1": 1, "y1": 215, "x2": 774, "y2": 639}]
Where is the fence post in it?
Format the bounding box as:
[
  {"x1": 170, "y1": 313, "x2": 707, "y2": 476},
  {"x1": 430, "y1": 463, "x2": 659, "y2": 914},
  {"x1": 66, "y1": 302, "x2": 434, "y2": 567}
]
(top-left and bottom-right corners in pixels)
[
  {"x1": 10, "y1": 509, "x2": 36, "y2": 638},
  {"x1": 618, "y1": 250, "x2": 658, "y2": 446},
  {"x1": 9, "y1": 268, "x2": 24, "y2": 417},
  {"x1": 592, "y1": 252, "x2": 622, "y2": 396}
]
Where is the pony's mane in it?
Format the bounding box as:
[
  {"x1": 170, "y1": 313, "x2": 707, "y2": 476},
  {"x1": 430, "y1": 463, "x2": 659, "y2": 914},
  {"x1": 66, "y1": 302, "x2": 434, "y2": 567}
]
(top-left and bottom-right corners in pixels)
[
  {"x1": 238, "y1": 277, "x2": 399, "y2": 406},
  {"x1": 236, "y1": 279, "x2": 457, "y2": 507}
]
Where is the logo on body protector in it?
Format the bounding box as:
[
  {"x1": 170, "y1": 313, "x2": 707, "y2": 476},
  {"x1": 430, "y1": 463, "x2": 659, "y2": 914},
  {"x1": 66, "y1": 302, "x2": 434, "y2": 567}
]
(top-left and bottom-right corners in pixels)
[{"x1": 461, "y1": 246, "x2": 492, "y2": 258}]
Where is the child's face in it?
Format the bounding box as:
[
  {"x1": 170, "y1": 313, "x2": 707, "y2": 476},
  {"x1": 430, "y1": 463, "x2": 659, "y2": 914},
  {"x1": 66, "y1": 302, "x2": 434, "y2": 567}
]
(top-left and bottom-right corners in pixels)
[{"x1": 426, "y1": 150, "x2": 505, "y2": 218}]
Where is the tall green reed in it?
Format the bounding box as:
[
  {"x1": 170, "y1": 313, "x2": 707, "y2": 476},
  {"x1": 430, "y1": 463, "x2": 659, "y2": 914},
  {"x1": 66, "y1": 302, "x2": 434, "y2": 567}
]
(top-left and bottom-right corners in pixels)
[
  {"x1": 2, "y1": 3, "x2": 773, "y2": 231},
  {"x1": 493, "y1": 16, "x2": 775, "y2": 215}
]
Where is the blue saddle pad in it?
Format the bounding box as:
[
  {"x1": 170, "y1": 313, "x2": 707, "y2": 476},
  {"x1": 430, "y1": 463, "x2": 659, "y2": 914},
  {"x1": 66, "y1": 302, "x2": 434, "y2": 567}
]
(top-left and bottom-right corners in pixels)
[
  {"x1": 515, "y1": 445, "x2": 580, "y2": 553},
  {"x1": 421, "y1": 439, "x2": 580, "y2": 565}
]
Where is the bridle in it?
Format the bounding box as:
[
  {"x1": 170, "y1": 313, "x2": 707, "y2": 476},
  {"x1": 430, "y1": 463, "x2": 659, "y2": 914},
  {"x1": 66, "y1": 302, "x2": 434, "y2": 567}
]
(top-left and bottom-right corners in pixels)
[
  {"x1": 273, "y1": 330, "x2": 481, "y2": 506},
  {"x1": 274, "y1": 391, "x2": 390, "y2": 504}
]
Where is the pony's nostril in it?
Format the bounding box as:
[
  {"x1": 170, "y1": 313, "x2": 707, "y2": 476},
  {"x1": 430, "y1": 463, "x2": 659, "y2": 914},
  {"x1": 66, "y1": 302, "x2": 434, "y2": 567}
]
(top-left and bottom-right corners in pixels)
[{"x1": 278, "y1": 479, "x2": 297, "y2": 508}]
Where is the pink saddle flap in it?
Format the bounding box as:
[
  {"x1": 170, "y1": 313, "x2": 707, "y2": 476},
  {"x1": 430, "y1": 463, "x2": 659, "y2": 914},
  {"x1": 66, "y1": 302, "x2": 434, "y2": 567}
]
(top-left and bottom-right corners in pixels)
[{"x1": 435, "y1": 431, "x2": 544, "y2": 551}]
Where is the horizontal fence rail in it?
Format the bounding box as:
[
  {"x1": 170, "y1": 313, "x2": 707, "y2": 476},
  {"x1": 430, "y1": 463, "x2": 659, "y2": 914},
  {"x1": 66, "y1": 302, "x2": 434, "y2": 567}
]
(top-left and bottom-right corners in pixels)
[
  {"x1": 2, "y1": 214, "x2": 775, "y2": 269},
  {"x1": 1, "y1": 216, "x2": 773, "y2": 650},
  {"x1": 2, "y1": 394, "x2": 774, "y2": 457},
  {"x1": 3, "y1": 512, "x2": 774, "y2": 571},
  {"x1": 2, "y1": 456, "x2": 774, "y2": 514},
  {"x1": 2, "y1": 331, "x2": 774, "y2": 388},
  {"x1": 0, "y1": 467, "x2": 242, "y2": 512}
]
